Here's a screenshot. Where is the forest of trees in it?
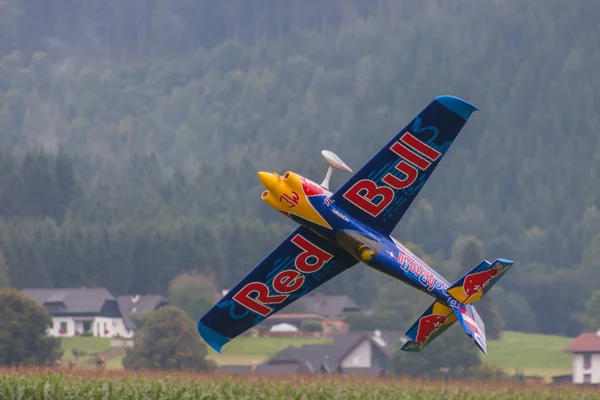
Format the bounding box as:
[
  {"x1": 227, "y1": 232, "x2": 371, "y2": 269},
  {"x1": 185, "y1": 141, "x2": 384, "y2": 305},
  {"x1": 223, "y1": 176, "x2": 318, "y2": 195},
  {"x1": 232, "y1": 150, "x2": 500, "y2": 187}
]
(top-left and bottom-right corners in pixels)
[{"x1": 0, "y1": 0, "x2": 599, "y2": 338}]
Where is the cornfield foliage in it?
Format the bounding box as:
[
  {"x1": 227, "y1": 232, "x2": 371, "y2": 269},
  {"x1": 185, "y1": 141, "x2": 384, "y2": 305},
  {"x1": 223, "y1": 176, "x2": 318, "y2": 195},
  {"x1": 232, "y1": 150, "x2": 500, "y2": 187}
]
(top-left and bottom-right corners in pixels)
[{"x1": 0, "y1": 368, "x2": 597, "y2": 400}]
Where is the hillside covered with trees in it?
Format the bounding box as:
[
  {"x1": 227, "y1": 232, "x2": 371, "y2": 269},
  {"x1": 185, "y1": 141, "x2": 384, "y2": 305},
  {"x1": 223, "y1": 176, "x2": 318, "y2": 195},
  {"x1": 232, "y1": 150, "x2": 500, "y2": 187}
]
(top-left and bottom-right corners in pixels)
[{"x1": 0, "y1": 0, "x2": 599, "y2": 338}]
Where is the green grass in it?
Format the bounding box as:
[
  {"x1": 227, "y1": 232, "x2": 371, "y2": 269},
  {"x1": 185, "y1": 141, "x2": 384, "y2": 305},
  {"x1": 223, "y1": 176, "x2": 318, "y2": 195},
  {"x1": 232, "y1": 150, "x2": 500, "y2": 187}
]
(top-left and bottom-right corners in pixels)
[
  {"x1": 484, "y1": 331, "x2": 573, "y2": 378},
  {"x1": 207, "y1": 337, "x2": 333, "y2": 365},
  {"x1": 67, "y1": 331, "x2": 574, "y2": 379},
  {"x1": 104, "y1": 355, "x2": 125, "y2": 370},
  {"x1": 63, "y1": 336, "x2": 333, "y2": 369},
  {"x1": 0, "y1": 369, "x2": 597, "y2": 400},
  {"x1": 205, "y1": 331, "x2": 574, "y2": 380},
  {"x1": 59, "y1": 337, "x2": 113, "y2": 363}
]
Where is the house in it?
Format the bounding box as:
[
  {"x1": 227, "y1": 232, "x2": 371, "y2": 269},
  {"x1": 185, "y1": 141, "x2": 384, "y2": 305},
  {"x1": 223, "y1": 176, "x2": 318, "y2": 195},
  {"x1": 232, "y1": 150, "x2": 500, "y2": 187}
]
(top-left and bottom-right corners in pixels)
[
  {"x1": 116, "y1": 294, "x2": 169, "y2": 336},
  {"x1": 564, "y1": 330, "x2": 600, "y2": 384},
  {"x1": 254, "y1": 294, "x2": 360, "y2": 336},
  {"x1": 302, "y1": 294, "x2": 361, "y2": 317},
  {"x1": 259, "y1": 313, "x2": 350, "y2": 337},
  {"x1": 22, "y1": 287, "x2": 131, "y2": 338},
  {"x1": 218, "y1": 330, "x2": 406, "y2": 376}
]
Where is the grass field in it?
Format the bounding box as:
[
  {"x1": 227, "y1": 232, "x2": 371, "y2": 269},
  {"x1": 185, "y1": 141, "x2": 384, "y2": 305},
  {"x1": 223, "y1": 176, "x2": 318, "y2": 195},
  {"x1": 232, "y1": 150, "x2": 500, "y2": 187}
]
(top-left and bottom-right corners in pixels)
[
  {"x1": 207, "y1": 331, "x2": 573, "y2": 379},
  {"x1": 60, "y1": 331, "x2": 573, "y2": 379},
  {"x1": 485, "y1": 331, "x2": 572, "y2": 378},
  {"x1": 206, "y1": 337, "x2": 333, "y2": 365},
  {"x1": 59, "y1": 337, "x2": 113, "y2": 363},
  {"x1": 0, "y1": 368, "x2": 597, "y2": 400}
]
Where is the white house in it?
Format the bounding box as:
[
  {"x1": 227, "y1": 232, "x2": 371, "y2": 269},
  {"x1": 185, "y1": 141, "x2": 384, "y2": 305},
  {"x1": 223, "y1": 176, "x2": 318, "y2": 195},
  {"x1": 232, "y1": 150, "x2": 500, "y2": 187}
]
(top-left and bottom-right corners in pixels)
[
  {"x1": 22, "y1": 287, "x2": 132, "y2": 338},
  {"x1": 270, "y1": 323, "x2": 299, "y2": 333},
  {"x1": 564, "y1": 330, "x2": 600, "y2": 384}
]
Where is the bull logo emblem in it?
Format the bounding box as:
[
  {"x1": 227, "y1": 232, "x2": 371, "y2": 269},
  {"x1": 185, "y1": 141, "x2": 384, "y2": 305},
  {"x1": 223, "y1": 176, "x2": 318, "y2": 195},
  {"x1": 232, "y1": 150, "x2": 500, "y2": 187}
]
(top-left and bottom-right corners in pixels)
[{"x1": 280, "y1": 191, "x2": 300, "y2": 208}]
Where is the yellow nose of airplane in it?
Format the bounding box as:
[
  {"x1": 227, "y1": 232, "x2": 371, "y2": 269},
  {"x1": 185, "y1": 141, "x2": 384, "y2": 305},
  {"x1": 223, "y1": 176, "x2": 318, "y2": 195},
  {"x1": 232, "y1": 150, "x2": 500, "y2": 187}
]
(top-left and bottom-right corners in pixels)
[{"x1": 258, "y1": 171, "x2": 280, "y2": 191}]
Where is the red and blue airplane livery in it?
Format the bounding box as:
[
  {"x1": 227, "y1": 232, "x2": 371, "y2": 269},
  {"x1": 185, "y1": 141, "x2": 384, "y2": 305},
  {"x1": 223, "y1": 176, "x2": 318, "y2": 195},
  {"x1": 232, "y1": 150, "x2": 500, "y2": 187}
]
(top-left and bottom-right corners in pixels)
[{"x1": 198, "y1": 95, "x2": 514, "y2": 355}]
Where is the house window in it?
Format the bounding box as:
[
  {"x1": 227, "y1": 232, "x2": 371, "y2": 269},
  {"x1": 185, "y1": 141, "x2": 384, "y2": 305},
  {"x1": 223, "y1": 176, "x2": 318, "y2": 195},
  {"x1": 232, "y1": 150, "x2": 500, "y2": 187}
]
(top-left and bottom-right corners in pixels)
[
  {"x1": 59, "y1": 321, "x2": 67, "y2": 334},
  {"x1": 584, "y1": 354, "x2": 592, "y2": 369},
  {"x1": 584, "y1": 373, "x2": 591, "y2": 383}
]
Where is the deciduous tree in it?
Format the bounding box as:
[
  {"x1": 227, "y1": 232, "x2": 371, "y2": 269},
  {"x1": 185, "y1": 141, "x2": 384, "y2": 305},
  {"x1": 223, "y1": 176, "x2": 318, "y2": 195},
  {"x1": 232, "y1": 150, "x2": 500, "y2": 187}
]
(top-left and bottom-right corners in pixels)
[
  {"x1": 122, "y1": 305, "x2": 216, "y2": 372},
  {"x1": 0, "y1": 289, "x2": 62, "y2": 366}
]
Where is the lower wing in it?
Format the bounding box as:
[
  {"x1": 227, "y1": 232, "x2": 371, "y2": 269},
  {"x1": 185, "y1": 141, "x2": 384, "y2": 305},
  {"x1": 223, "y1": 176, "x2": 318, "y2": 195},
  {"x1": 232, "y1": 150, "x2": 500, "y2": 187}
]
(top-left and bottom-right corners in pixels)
[{"x1": 197, "y1": 225, "x2": 358, "y2": 352}]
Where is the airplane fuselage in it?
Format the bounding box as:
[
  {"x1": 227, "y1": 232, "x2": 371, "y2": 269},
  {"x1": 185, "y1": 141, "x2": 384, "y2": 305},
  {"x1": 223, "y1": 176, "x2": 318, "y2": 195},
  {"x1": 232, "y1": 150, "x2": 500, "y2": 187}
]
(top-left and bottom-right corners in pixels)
[{"x1": 257, "y1": 170, "x2": 457, "y2": 307}]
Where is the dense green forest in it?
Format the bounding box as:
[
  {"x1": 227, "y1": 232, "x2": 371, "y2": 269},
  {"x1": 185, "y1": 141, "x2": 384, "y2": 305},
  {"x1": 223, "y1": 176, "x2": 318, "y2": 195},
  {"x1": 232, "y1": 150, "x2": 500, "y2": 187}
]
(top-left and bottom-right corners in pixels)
[{"x1": 0, "y1": 0, "x2": 599, "y2": 338}]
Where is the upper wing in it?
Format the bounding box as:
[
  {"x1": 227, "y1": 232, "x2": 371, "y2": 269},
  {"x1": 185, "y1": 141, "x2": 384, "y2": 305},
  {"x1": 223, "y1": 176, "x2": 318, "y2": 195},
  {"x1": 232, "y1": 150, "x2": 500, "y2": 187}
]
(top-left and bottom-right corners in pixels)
[
  {"x1": 197, "y1": 225, "x2": 357, "y2": 352},
  {"x1": 330, "y1": 95, "x2": 478, "y2": 234}
]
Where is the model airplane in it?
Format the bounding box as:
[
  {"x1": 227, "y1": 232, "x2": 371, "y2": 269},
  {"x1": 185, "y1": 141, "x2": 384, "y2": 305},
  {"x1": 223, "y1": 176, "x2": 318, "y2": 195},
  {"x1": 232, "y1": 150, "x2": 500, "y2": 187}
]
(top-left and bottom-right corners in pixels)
[{"x1": 197, "y1": 95, "x2": 514, "y2": 355}]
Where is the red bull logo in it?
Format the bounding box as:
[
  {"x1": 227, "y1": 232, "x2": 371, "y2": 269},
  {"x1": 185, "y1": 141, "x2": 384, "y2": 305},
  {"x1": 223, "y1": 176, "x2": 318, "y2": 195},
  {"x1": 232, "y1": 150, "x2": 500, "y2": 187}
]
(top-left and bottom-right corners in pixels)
[
  {"x1": 462, "y1": 270, "x2": 498, "y2": 298},
  {"x1": 300, "y1": 177, "x2": 325, "y2": 196},
  {"x1": 232, "y1": 234, "x2": 333, "y2": 317},
  {"x1": 415, "y1": 314, "x2": 448, "y2": 343},
  {"x1": 342, "y1": 132, "x2": 441, "y2": 217}
]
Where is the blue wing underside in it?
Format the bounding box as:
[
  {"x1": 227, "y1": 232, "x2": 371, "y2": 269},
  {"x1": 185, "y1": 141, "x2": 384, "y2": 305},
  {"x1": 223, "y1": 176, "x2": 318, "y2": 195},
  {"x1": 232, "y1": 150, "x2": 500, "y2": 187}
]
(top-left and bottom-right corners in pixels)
[
  {"x1": 198, "y1": 225, "x2": 357, "y2": 352},
  {"x1": 330, "y1": 96, "x2": 478, "y2": 235}
]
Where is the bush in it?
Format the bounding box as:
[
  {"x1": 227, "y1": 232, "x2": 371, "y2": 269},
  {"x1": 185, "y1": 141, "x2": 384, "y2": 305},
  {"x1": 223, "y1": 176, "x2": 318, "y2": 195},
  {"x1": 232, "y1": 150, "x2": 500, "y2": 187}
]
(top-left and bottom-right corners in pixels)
[
  {"x1": 122, "y1": 305, "x2": 216, "y2": 372},
  {"x1": 301, "y1": 320, "x2": 323, "y2": 332}
]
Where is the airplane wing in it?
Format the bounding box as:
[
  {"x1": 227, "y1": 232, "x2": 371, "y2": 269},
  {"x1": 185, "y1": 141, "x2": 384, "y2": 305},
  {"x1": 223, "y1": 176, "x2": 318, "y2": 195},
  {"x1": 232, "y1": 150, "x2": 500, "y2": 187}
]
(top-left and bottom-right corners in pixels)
[
  {"x1": 330, "y1": 95, "x2": 478, "y2": 235},
  {"x1": 197, "y1": 225, "x2": 358, "y2": 352}
]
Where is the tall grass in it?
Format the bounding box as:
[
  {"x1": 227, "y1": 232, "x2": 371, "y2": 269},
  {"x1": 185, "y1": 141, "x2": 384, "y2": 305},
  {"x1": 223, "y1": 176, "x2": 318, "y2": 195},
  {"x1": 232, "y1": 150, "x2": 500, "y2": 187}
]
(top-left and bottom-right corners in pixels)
[{"x1": 0, "y1": 368, "x2": 597, "y2": 400}]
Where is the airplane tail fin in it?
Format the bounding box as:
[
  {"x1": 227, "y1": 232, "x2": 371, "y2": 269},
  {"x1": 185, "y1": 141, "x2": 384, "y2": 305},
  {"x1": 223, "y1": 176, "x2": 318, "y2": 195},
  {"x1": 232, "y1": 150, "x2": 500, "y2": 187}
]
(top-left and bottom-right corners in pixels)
[
  {"x1": 401, "y1": 258, "x2": 514, "y2": 354},
  {"x1": 450, "y1": 302, "x2": 488, "y2": 354}
]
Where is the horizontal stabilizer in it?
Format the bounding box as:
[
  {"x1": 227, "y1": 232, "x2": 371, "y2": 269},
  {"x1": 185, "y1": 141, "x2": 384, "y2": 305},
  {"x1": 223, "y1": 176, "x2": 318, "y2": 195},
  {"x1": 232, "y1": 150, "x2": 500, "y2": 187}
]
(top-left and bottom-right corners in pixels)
[
  {"x1": 447, "y1": 258, "x2": 514, "y2": 304},
  {"x1": 400, "y1": 300, "x2": 457, "y2": 352}
]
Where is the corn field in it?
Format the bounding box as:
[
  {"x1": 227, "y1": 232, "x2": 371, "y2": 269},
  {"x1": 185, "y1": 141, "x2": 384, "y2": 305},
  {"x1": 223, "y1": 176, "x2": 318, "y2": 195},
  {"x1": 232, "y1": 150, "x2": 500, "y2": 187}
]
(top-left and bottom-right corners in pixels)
[{"x1": 0, "y1": 368, "x2": 598, "y2": 400}]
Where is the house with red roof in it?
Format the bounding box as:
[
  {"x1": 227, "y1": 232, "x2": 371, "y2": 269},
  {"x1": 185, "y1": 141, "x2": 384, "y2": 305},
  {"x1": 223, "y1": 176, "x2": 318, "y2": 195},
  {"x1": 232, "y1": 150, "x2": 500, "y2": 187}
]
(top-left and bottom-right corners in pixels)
[{"x1": 564, "y1": 331, "x2": 600, "y2": 384}]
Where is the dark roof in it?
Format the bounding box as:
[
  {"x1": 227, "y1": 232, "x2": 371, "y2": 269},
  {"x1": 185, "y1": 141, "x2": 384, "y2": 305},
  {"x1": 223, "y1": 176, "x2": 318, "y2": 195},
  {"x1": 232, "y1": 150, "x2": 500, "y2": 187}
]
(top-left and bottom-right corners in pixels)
[
  {"x1": 116, "y1": 295, "x2": 169, "y2": 316},
  {"x1": 268, "y1": 345, "x2": 332, "y2": 372},
  {"x1": 266, "y1": 331, "x2": 407, "y2": 372},
  {"x1": 328, "y1": 332, "x2": 370, "y2": 362},
  {"x1": 267, "y1": 332, "x2": 372, "y2": 372},
  {"x1": 565, "y1": 333, "x2": 600, "y2": 353},
  {"x1": 367, "y1": 331, "x2": 407, "y2": 357},
  {"x1": 301, "y1": 294, "x2": 360, "y2": 317},
  {"x1": 22, "y1": 287, "x2": 118, "y2": 315},
  {"x1": 116, "y1": 295, "x2": 169, "y2": 330}
]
